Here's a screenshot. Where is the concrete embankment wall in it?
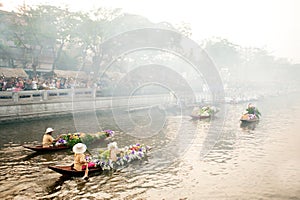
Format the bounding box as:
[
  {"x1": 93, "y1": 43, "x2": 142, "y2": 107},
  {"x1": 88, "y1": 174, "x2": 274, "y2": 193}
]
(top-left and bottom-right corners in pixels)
[{"x1": 0, "y1": 89, "x2": 179, "y2": 123}]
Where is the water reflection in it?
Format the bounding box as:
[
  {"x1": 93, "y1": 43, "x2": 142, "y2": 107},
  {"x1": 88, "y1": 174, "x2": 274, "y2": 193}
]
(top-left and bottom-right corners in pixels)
[
  {"x1": 0, "y1": 94, "x2": 300, "y2": 199},
  {"x1": 240, "y1": 121, "x2": 259, "y2": 130},
  {"x1": 46, "y1": 176, "x2": 70, "y2": 194}
]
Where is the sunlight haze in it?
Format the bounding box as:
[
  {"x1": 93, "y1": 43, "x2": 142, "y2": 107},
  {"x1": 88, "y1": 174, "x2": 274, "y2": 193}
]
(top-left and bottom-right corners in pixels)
[{"x1": 1, "y1": 0, "x2": 299, "y2": 63}]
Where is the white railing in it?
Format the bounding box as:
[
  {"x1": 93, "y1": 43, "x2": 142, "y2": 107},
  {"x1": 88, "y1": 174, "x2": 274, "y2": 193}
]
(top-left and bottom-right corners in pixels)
[
  {"x1": 0, "y1": 88, "x2": 212, "y2": 105},
  {"x1": 0, "y1": 88, "x2": 97, "y2": 103}
]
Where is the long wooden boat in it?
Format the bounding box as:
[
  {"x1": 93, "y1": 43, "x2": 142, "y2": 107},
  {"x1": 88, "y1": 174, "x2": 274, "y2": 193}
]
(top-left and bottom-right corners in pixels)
[
  {"x1": 48, "y1": 165, "x2": 103, "y2": 177},
  {"x1": 23, "y1": 145, "x2": 70, "y2": 152}
]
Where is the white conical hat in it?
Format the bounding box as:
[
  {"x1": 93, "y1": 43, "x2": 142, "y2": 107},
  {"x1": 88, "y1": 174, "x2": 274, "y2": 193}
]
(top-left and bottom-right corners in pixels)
[
  {"x1": 72, "y1": 143, "x2": 87, "y2": 154},
  {"x1": 45, "y1": 127, "x2": 54, "y2": 134},
  {"x1": 108, "y1": 142, "x2": 118, "y2": 150}
]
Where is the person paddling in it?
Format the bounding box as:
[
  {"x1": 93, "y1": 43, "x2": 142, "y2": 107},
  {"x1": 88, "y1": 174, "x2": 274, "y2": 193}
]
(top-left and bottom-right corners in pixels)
[
  {"x1": 42, "y1": 127, "x2": 58, "y2": 148},
  {"x1": 72, "y1": 143, "x2": 95, "y2": 179}
]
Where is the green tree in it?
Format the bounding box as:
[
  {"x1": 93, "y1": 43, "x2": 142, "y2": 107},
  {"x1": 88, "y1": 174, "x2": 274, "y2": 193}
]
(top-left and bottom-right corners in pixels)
[
  {"x1": 8, "y1": 5, "x2": 83, "y2": 75},
  {"x1": 74, "y1": 8, "x2": 121, "y2": 74},
  {"x1": 202, "y1": 37, "x2": 242, "y2": 69}
]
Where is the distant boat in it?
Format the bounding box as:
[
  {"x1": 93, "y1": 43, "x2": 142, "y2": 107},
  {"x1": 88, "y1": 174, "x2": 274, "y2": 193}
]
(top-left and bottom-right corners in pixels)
[
  {"x1": 190, "y1": 114, "x2": 211, "y2": 120},
  {"x1": 240, "y1": 104, "x2": 261, "y2": 123},
  {"x1": 190, "y1": 106, "x2": 219, "y2": 120},
  {"x1": 240, "y1": 114, "x2": 259, "y2": 123},
  {"x1": 240, "y1": 118, "x2": 259, "y2": 123}
]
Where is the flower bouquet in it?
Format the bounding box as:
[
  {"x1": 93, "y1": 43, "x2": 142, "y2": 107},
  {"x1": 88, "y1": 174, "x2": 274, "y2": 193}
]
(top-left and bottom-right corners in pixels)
[
  {"x1": 63, "y1": 133, "x2": 82, "y2": 147},
  {"x1": 91, "y1": 142, "x2": 151, "y2": 170},
  {"x1": 57, "y1": 130, "x2": 114, "y2": 148}
]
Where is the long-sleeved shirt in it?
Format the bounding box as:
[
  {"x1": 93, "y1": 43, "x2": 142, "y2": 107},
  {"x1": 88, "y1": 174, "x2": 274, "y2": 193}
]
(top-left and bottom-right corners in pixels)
[
  {"x1": 74, "y1": 153, "x2": 87, "y2": 171},
  {"x1": 42, "y1": 134, "x2": 54, "y2": 147}
]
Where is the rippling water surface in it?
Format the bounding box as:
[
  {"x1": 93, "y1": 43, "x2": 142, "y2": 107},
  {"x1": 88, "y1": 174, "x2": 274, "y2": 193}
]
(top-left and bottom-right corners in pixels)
[{"x1": 0, "y1": 93, "x2": 300, "y2": 199}]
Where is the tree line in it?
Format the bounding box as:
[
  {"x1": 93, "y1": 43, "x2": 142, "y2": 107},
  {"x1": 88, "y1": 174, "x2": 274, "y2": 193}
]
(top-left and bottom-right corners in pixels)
[
  {"x1": 0, "y1": 5, "x2": 298, "y2": 86},
  {"x1": 0, "y1": 5, "x2": 122, "y2": 76}
]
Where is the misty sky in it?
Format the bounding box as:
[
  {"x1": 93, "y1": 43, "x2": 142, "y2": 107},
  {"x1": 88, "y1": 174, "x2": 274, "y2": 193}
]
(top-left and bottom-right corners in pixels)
[{"x1": 1, "y1": 0, "x2": 299, "y2": 63}]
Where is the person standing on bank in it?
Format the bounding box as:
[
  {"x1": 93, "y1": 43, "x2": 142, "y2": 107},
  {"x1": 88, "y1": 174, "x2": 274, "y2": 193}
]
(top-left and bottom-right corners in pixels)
[{"x1": 42, "y1": 127, "x2": 57, "y2": 148}]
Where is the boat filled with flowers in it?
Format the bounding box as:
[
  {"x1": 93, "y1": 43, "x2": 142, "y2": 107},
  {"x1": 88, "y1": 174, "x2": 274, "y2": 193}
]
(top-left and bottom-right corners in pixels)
[
  {"x1": 190, "y1": 106, "x2": 219, "y2": 119},
  {"x1": 48, "y1": 142, "x2": 151, "y2": 176},
  {"x1": 240, "y1": 103, "x2": 261, "y2": 123},
  {"x1": 23, "y1": 130, "x2": 114, "y2": 152}
]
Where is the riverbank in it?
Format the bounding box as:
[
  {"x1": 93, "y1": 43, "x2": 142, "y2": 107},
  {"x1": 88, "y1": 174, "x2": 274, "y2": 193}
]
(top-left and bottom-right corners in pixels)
[{"x1": 0, "y1": 88, "x2": 178, "y2": 123}]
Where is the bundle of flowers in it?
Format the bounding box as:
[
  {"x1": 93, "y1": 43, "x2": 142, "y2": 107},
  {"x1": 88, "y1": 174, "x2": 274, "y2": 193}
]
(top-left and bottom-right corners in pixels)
[
  {"x1": 81, "y1": 130, "x2": 114, "y2": 145},
  {"x1": 89, "y1": 143, "x2": 151, "y2": 170},
  {"x1": 55, "y1": 130, "x2": 114, "y2": 147},
  {"x1": 246, "y1": 107, "x2": 261, "y2": 119},
  {"x1": 199, "y1": 106, "x2": 218, "y2": 116},
  {"x1": 241, "y1": 113, "x2": 258, "y2": 120},
  {"x1": 55, "y1": 138, "x2": 68, "y2": 146},
  {"x1": 57, "y1": 133, "x2": 82, "y2": 147},
  {"x1": 103, "y1": 130, "x2": 115, "y2": 137}
]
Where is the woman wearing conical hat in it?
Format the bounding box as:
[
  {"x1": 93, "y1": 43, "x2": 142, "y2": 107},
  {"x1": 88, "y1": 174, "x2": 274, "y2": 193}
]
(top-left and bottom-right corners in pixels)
[{"x1": 42, "y1": 127, "x2": 56, "y2": 148}]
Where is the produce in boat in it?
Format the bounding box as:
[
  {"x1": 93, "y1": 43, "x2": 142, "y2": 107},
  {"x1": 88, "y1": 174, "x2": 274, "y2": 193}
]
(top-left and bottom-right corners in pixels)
[
  {"x1": 48, "y1": 142, "x2": 151, "y2": 176},
  {"x1": 190, "y1": 106, "x2": 219, "y2": 119},
  {"x1": 23, "y1": 130, "x2": 114, "y2": 152}
]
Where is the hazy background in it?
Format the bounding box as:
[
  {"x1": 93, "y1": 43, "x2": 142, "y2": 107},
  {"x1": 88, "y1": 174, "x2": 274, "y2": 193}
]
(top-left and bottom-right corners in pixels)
[{"x1": 1, "y1": 0, "x2": 299, "y2": 63}]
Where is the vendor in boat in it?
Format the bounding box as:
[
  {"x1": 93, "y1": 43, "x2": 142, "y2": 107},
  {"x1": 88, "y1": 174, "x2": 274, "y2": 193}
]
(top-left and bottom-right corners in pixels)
[
  {"x1": 98, "y1": 142, "x2": 123, "y2": 163},
  {"x1": 246, "y1": 103, "x2": 261, "y2": 118},
  {"x1": 73, "y1": 143, "x2": 95, "y2": 178},
  {"x1": 42, "y1": 127, "x2": 58, "y2": 148},
  {"x1": 108, "y1": 142, "x2": 121, "y2": 162},
  {"x1": 241, "y1": 103, "x2": 261, "y2": 120}
]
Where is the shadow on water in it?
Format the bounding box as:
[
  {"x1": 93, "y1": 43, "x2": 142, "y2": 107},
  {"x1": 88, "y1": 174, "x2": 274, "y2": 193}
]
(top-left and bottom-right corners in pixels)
[
  {"x1": 46, "y1": 176, "x2": 71, "y2": 194},
  {"x1": 21, "y1": 152, "x2": 41, "y2": 161},
  {"x1": 240, "y1": 121, "x2": 259, "y2": 131},
  {"x1": 21, "y1": 149, "x2": 71, "y2": 161}
]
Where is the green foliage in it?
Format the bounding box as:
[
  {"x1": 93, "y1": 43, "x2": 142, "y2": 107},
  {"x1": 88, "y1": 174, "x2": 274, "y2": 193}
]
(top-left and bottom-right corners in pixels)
[
  {"x1": 98, "y1": 149, "x2": 110, "y2": 160},
  {"x1": 60, "y1": 131, "x2": 111, "y2": 148},
  {"x1": 1, "y1": 4, "x2": 295, "y2": 82},
  {"x1": 202, "y1": 37, "x2": 241, "y2": 69},
  {"x1": 200, "y1": 107, "x2": 214, "y2": 115},
  {"x1": 62, "y1": 133, "x2": 82, "y2": 148},
  {"x1": 246, "y1": 107, "x2": 261, "y2": 118},
  {"x1": 56, "y1": 52, "x2": 79, "y2": 70},
  {"x1": 81, "y1": 134, "x2": 95, "y2": 145}
]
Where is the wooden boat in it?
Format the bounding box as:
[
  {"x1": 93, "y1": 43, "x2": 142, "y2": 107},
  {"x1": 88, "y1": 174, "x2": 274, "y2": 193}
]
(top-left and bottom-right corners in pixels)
[
  {"x1": 23, "y1": 145, "x2": 69, "y2": 152},
  {"x1": 240, "y1": 114, "x2": 259, "y2": 123},
  {"x1": 48, "y1": 165, "x2": 103, "y2": 177},
  {"x1": 240, "y1": 118, "x2": 259, "y2": 123},
  {"x1": 190, "y1": 106, "x2": 219, "y2": 120},
  {"x1": 190, "y1": 114, "x2": 211, "y2": 120}
]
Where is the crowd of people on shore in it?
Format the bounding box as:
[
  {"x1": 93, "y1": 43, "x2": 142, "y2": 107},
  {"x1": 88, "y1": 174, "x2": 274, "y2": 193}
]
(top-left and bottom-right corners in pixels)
[{"x1": 0, "y1": 76, "x2": 102, "y2": 92}]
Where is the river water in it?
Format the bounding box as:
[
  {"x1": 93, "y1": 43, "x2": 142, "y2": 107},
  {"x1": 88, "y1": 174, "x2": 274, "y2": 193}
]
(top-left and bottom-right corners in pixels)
[{"x1": 0, "y1": 92, "x2": 299, "y2": 200}]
